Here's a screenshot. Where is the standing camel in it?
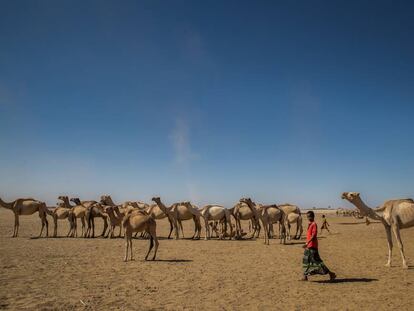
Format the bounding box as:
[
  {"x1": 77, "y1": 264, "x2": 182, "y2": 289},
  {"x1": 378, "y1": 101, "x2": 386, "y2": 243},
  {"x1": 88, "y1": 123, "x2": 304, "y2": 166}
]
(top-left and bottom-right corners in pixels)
[
  {"x1": 199, "y1": 204, "x2": 233, "y2": 240},
  {"x1": 232, "y1": 200, "x2": 261, "y2": 239},
  {"x1": 150, "y1": 197, "x2": 179, "y2": 239},
  {"x1": 342, "y1": 192, "x2": 414, "y2": 269},
  {"x1": 170, "y1": 201, "x2": 202, "y2": 239},
  {"x1": 47, "y1": 205, "x2": 75, "y2": 237},
  {"x1": 240, "y1": 198, "x2": 286, "y2": 245},
  {"x1": 276, "y1": 204, "x2": 303, "y2": 240},
  {"x1": 63, "y1": 197, "x2": 88, "y2": 237},
  {"x1": 71, "y1": 197, "x2": 108, "y2": 238},
  {"x1": 123, "y1": 209, "x2": 159, "y2": 261},
  {"x1": 0, "y1": 197, "x2": 49, "y2": 237}
]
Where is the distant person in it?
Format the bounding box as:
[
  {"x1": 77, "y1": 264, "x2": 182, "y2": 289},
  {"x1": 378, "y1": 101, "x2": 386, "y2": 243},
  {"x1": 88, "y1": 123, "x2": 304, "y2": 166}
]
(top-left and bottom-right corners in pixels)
[
  {"x1": 320, "y1": 214, "x2": 331, "y2": 234},
  {"x1": 302, "y1": 211, "x2": 336, "y2": 281}
]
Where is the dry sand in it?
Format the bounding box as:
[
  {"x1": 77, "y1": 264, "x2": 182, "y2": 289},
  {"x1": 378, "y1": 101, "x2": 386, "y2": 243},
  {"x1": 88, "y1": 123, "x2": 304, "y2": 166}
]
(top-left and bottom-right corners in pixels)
[{"x1": 1, "y1": 209, "x2": 414, "y2": 310}]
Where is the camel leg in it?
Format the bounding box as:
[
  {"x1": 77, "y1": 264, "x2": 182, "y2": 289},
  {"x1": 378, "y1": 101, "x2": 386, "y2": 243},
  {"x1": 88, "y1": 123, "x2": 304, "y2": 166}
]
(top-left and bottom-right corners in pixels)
[
  {"x1": 39, "y1": 216, "x2": 45, "y2": 238},
  {"x1": 91, "y1": 218, "x2": 95, "y2": 238},
  {"x1": 119, "y1": 225, "x2": 122, "y2": 238},
  {"x1": 391, "y1": 224, "x2": 408, "y2": 269},
  {"x1": 45, "y1": 215, "x2": 49, "y2": 237},
  {"x1": 384, "y1": 224, "x2": 393, "y2": 267},
  {"x1": 53, "y1": 217, "x2": 58, "y2": 238},
  {"x1": 100, "y1": 217, "x2": 108, "y2": 237},
  {"x1": 145, "y1": 235, "x2": 154, "y2": 261},
  {"x1": 204, "y1": 217, "x2": 210, "y2": 240},
  {"x1": 81, "y1": 217, "x2": 86, "y2": 238},
  {"x1": 167, "y1": 218, "x2": 173, "y2": 239},
  {"x1": 129, "y1": 237, "x2": 133, "y2": 261},
  {"x1": 13, "y1": 214, "x2": 19, "y2": 237},
  {"x1": 124, "y1": 230, "x2": 130, "y2": 262},
  {"x1": 178, "y1": 220, "x2": 184, "y2": 238}
]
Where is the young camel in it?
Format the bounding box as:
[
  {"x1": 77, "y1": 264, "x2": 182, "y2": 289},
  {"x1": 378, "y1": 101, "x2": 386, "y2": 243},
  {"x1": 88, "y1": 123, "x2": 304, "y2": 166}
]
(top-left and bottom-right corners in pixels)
[
  {"x1": 123, "y1": 209, "x2": 159, "y2": 261},
  {"x1": 199, "y1": 204, "x2": 233, "y2": 240},
  {"x1": 342, "y1": 192, "x2": 414, "y2": 269},
  {"x1": 0, "y1": 197, "x2": 49, "y2": 237}
]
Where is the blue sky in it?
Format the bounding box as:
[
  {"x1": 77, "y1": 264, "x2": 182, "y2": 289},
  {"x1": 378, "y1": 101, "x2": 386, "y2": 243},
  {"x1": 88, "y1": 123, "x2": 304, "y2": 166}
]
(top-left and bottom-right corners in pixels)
[{"x1": 1, "y1": 1, "x2": 413, "y2": 208}]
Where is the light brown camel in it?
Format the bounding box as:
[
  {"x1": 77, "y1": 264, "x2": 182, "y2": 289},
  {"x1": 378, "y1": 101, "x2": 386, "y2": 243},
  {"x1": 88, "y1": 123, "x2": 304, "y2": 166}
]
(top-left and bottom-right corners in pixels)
[
  {"x1": 240, "y1": 198, "x2": 286, "y2": 245},
  {"x1": 0, "y1": 197, "x2": 49, "y2": 237},
  {"x1": 47, "y1": 198, "x2": 75, "y2": 238},
  {"x1": 65, "y1": 198, "x2": 89, "y2": 237},
  {"x1": 278, "y1": 204, "x2": 303, "y2": 240},
  {"x1": 123, "y1": 209, "x2": 159, "y2": 261},
  {"x1": 232, "y1": 200, "x2": 261, "y2": 239},
  {"x1": 342, "y1": 192, "x2": 414, "y2": 269},
  {"x1": 150, "y1": 197, "x2": 179, "y2": 239},
  {"x1": 199, "y1": 204, "x2": 233, "y2": 240},
  {"x1": 104, "y1": 205, "x2": 123, "y2": 238},
  {"x1": 70, "y1": 197, "x2": 108, "y2": 238},
  {"x1": 170, "y1": 201, "x2": 202, "y2": 239}
]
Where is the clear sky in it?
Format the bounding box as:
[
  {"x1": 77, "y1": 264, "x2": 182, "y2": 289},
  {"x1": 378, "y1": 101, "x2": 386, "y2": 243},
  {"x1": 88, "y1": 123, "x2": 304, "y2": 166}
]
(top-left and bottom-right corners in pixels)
[{"x1": 1, "y1": 1, "x2": 413, "y2": 208}]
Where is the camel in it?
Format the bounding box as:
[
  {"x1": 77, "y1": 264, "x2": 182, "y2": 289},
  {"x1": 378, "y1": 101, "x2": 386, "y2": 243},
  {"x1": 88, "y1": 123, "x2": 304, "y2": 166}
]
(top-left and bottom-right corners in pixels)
[
  {"x1": 69, "y1": 198, "x2": 108, "y2": 238},
  {"x1": 70, "y1": 197, "x2": 98, "y2": 208},
  {"x1": 342, "y1": 192, "x2": 414, "y2": 269},
  {"x1": 277, "y1": 204, "x2": 303, "y2": 240},
  {"x1": 0, "y1": 197, "x2": 49, "y2": 237},
  {"x1": 240, "y1": 198, "x2": 286, "y2": 245},
  {"x1": 170, "y1": 201, "x2": 202, "y2": 239},
  {"x1": 62, "y1": 197, "x2": 89, "y2": 237},
  {"x1": 104, "y1": 205, "x2": 123, "y2": 238},
  {"x1": 47, "y1": 204, "x2": 75, "y2": 237},
  {"x1": 123, "y1": 209, "x2": 159, "y2": 261},
  {"x1": 150, "y1": 197, "x2": 179, "y2": 239},
  {"x1": 232, "y1": 200, "x2": 261, "y2": 239},
  {"x1": 199, "y1": 204, "x2": 233, "y2": 240}
]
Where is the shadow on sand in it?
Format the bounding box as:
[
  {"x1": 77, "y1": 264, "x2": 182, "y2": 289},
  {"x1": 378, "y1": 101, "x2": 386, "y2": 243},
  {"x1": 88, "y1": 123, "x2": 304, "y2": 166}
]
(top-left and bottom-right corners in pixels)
[
  {"x1": 152, "y1": 259, "x2": 193, "y2": 263},
  {"x1": 313, "y1": 278, "x2": 378, "y2": 284}
]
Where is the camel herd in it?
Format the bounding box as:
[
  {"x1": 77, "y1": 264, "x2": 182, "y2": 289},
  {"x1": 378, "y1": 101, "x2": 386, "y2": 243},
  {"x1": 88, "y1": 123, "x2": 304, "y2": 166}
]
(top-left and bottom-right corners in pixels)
[
  {"x1": 0, "y1": 195, "x2": 303, "y2": 261},
  {"x1": 1, "y1": 192, "x2": 413, "y2": 269}
]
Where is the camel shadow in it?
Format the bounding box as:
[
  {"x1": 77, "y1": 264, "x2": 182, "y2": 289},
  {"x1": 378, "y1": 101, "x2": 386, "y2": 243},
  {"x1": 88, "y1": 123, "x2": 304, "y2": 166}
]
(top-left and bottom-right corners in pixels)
[
  {"x1": 152, "y1": 259, "x2": 193, "y2": 263},
  {"x1": 313, "y1": 278, "x2": 378, "y2": 284}
]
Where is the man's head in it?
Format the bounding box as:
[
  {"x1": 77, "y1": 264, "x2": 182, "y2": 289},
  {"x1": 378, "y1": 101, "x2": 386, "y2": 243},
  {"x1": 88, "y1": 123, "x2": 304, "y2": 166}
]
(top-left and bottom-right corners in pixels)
[
  {"x1": 306, "y1": 211, "x2": 315, "y2": 222},
  {"x1": 322, "y1": 214, "x2": 325, "y2": 218}
]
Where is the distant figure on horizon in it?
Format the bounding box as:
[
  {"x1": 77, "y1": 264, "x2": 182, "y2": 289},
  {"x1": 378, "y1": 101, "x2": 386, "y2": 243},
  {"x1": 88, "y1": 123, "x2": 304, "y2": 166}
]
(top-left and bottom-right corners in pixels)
[
  {"x1": 302, "y1": 211, "x2": 336, "y2": 281},
  {"x1": 320, "y1": 214, "x2": 330, "y2": 234}
]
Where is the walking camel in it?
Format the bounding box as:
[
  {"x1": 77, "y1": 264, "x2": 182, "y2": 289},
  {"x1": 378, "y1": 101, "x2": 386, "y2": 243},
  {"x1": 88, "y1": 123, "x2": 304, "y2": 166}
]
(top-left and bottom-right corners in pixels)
[
  {"x1": 278, "y1": 204, "x2": 303, "y2": 240},
  {"x1": 0, "y1": 197, "x2": 49, "y2": 237},
  {"x1": 123, "y1": 209, "x2": 159, "y2": 261},
  {"x1": 342, "y1": 192, "x2": 414, "y2": 269}
]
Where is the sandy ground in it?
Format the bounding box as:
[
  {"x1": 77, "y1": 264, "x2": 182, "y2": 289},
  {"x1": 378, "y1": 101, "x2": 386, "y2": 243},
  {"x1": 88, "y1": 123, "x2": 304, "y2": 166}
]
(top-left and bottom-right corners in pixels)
[{"x1": 1, "y1": 209, "x2": 414, "y2": 310}]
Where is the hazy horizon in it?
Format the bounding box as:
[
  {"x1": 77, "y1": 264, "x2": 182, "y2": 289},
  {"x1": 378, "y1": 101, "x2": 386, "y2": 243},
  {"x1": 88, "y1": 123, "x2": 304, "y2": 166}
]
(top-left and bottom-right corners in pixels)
[{"x1": 1, "y1": 1, "x2": 413, "y2": 208}]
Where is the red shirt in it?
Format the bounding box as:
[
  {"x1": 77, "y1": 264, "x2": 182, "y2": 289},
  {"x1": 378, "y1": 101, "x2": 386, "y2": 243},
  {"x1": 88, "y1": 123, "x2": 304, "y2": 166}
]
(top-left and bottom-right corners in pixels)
[{"x1": 306, "y1": 221, "x2": 318, "y2": 249}]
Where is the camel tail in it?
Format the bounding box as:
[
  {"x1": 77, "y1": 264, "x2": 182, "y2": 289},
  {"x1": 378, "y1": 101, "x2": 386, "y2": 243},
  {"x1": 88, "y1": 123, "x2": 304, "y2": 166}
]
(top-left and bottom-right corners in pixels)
[{"x1": 44, "y1": 204, "x2": 55, "y2": 216}]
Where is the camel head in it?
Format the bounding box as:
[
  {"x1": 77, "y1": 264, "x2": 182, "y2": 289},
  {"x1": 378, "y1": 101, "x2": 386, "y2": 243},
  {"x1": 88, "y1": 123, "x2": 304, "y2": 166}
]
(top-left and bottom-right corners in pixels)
[
  {"x1": 341, "y1": 192, "x2": 360, "y2": 202},
  {"x1": 100, "y1": 195, "x2": 113, "y2": 205},
  {"x1": 151, "y1": 196, "x2": 161, "y2": 203},
  {"x1": 70, "y1": 197, "x2": 81, "y2": 205},
  {"x1": 58, "y1": 195, "x2": 68, "y2": 202},
  {"x1": 239, "y1": 197, "x2": 252, "y2": 204}
]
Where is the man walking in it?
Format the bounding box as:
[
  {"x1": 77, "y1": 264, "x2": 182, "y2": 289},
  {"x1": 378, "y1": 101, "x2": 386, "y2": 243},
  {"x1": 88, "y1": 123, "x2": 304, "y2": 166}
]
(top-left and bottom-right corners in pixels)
[{"x1": 302, "y1": 211, "x2": 336, "y2": 281}]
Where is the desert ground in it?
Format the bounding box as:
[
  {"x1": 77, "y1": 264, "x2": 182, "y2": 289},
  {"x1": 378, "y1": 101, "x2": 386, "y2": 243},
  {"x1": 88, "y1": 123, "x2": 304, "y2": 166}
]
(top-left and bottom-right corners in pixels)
[{"x1": 1, "y1": 209, "x2": 414, "y2": 311}]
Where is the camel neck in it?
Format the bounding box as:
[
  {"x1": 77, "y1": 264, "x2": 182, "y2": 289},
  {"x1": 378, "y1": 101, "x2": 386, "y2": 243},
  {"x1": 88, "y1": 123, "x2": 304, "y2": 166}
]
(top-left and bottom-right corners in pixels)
[
  {"x1": 353, "y1": 197, "x2": 382, "y2": 221},
  {"x1": 155, "y1": 200, "x2": 170, "y2": 213},
  {"x1": 0, "y1": 198, "x2": 14, "y2": 210}
]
